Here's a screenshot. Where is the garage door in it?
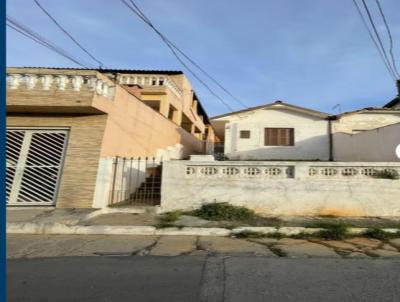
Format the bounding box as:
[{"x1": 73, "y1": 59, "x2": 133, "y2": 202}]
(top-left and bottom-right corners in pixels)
[{"x1": 6, "y1": 129, "x2": 69, "y2": 206}]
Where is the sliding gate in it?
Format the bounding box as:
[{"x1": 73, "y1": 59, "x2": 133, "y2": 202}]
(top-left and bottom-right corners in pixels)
[{"x1": 6, "y1": 128, "x2": 69, "y2": 206}]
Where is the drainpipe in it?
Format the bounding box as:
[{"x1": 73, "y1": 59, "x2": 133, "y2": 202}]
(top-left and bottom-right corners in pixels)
[{"x1": 328, "y1": 117, "x2": 334, "y2": 161}]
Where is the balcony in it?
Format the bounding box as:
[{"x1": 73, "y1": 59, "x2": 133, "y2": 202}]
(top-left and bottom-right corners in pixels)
[
  {"x1": 6, "y1": 70, "x2": 115, "y2": 114},
  {"x1": 116, "y1": 74, "x2": 183, "y2": 98}
]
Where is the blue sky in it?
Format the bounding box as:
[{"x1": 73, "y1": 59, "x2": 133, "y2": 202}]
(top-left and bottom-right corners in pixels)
[{"x1": 6, "y1": 0, "x2": 400, "y2": 116}]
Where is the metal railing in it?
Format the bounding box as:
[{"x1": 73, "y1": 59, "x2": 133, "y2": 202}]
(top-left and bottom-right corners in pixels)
[{"x1": 108, "y1": 156, "x2": 163, "y2": 207}]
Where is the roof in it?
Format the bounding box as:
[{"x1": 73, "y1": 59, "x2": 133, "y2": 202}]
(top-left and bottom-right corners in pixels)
[
  {"x1": 334, "y1": 106, "x2": 400, "y2": 118},
  {"x1": 211, "y1": 100, "x2": 330, "y2": 119},
  {"x1": 383, "y1": 96, "x2": 399, "y2": 108},
  {"x1": 8, "y1": 66, "x2": 183, "y2": 75}
]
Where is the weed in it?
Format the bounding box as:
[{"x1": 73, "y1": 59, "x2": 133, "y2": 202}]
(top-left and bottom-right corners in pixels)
[
  {"x1": 362, "y1": 228, "x2": 400, "y2": 241},
  {"x1": 161, "y1": 211, "x2": 182, "y2": 223},
  {"x1": 269, "y1": 246, "x2": 287, "y2": 257},
  {"x1": 310, "y1": 222, "x2": 349, "y2": 240},
  {"x1": 372, "y1": 169, "x2": 399, "y2": 180},
  {"x1": 190, "y1": 202, "x2": 255, "y2": 221},
  {"x1": 155, "y1": 211, "x2": 182, "y2": 228},
  {"x1": 154, "y1": 222, "x2": 175, "y2": 229},
  {"x1": 233, "y1": 231, "x2": 267, "y2": 239}
]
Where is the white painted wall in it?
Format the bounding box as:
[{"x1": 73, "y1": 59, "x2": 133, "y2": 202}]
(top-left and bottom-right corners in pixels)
[
  {"x1": 333, "y1": 123, "x2": 400, "y2": 162},
  {"x1": 161, "y1": 160, "x2": 400, "y2": 217},
  {"x1": 216, "y1": 109, "x2": 330, "y2": 160},
  {"x1": 332, "y1": 112, "x2": 400, "y2": 134}
]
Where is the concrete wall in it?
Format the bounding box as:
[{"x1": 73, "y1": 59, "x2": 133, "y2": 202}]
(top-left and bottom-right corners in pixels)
[
  {"x1": 161, "y1": 160, "x2": 400, "y2": 217},
  {"x1": 218, "y1": 109, "x2": 330, "y2": 160},
  {"x1": 333, "y1": 123, "x2": 400, "y2": 162}
]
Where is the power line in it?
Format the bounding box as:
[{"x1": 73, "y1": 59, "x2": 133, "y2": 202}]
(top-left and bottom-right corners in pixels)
[
  {"x1": 7, "y1": 16, "x2": 91, "y2": 68},
  {"x1": 351, "y1": 0, "x2": 396, "y2": 81},
  {"x1": 374, "y1": 0, "x2": 400, "y2": 78},
  {"x1": 121, "y1": 0, "x2": 246, "y2": 111},
  {"x1": 359, "y1": 0, "x2": 397, "y2": 80},
  {"x1": 126, "y1": 0, "x2": 248, "y2": 109},
  {"x1": 33, "y1": 0, "x2": 105, "y2": 69}
]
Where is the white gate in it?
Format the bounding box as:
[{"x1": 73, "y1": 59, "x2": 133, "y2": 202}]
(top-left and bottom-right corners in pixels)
[{"x1": 6, "y1": 128, "x2": 69, "y2": 206}]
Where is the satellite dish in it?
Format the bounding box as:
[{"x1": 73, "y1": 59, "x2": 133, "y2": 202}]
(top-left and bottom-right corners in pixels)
[{"x1": 396, "y1": 144, "x2": 400, "y2": 159}]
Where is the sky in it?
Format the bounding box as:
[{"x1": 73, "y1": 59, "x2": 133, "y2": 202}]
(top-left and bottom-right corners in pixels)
[{"x1": 6, "y1": 0, "x2": 400, "y2": 116}]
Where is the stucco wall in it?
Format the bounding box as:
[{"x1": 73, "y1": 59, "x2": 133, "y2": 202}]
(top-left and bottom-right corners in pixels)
[
  {"x1": 161, "y1": 160, "x2": 400, "y2": 217},
  {"x1": 94, "y1": 85, "x2": 204, "y2": 158},
  {"x1": 220, "y1": 109, "x2": 330, "y2": 160},
  {"x1": 333, "y1": 123, "x2": 400, "y2": 162},
  {"x1": 333, "y1": 112, "x2": 400, "y2": 134}
]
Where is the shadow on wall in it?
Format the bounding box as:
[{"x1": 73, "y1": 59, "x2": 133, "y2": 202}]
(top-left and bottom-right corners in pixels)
[
  {"x1": 333, "y1": 123, "x2": 400, "y2": 162},
  {"x1": 226, "y1": 134, "x2": 331, "y2": 161}
]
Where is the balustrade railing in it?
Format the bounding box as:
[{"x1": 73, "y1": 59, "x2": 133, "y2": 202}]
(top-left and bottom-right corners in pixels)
[{"x1": 6, "y1": 73, "x2": 113, "y2": 98}]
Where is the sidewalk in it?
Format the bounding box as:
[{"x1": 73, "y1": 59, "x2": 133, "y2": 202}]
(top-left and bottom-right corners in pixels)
[{"x1": 7, "y1": 207, "x2": 400, "y2": 237}]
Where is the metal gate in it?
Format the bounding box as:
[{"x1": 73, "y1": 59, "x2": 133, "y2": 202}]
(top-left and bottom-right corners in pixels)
[{"x1": 6, "y1": 129, "x2": 69, "y2": 206}]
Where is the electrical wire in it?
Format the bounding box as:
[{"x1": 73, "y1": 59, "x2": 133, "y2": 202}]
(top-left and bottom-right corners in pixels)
[
  {"x1": 359, "y1": 0, "x2": 397, "y2": 80},
  {"x1": 374, "y1": 0, "x2": 400, "y2": 78},
  {"x1": 351, "y1": 0, "x2": 396, "y2": 81},
  {"x1": 121, "y1": 0, "x2": 246, "y2": 111},
  {"x1": 7, "y1": 16, "x2": 91, "y2": 68},
  {"x1": 33, "y1": 0, "x2": 105, "y2": 69}
]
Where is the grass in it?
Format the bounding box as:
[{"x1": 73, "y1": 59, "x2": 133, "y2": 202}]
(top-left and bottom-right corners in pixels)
[
  {"x1": 190, "y1": 202, "x2": 256, "y2": 221},
  {"x1": 155, "y1": 210, "x2": 182, "y2": 228},
  {"x1": 372, "y1": 169, "x2": 399, "y2": 180},
  {"x1": 233, "y1": 230, "x2": 267, "y2": 239},
  {"x1": 305, "y1": 221, "x2": 350, "y2": 240},
  {"x1": 362, "y1": 228, "x2": 400, "y2": 241}
]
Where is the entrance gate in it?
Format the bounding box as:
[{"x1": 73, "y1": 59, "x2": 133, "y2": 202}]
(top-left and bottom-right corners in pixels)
[{"x1": 6, "y1": 128, "x2": 69, "y2": 206}]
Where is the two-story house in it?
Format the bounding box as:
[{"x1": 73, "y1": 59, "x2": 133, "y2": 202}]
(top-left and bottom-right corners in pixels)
[{"x1": 6, "y1": 67, "x2": 216, "y2": 208}]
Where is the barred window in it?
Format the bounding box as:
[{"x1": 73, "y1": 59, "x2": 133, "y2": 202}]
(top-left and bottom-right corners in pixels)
[
  {"x1": 240, "y1": 130, "x2": 251, "y2": 139},
  {"x1": 264, "y1": 128, "x2": 294, "y2": 146}
]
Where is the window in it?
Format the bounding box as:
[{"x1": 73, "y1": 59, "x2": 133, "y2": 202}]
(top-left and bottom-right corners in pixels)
[
  {"x1": 240, "y1": 130, "x2": 251, "y2": 139},
  {"x1": 264, "y1": 128, "x2": 294, "y2": 146}
]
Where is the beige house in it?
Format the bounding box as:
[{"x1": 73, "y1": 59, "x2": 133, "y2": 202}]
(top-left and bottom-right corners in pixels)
[
  {"x1": 211, "y1": 101, "x2": 400, "y2": 161},
  {"x1": 6, "y1": 67, "x2": 216, "y2": 208}
]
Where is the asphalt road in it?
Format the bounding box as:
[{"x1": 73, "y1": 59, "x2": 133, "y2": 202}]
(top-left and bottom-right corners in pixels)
[{"x1": 7, "y1": 256, "x2": 400, "y2": 302}]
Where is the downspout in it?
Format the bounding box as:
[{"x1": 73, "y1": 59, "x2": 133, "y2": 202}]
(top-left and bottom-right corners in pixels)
[{"x1": 328, "y1": 117, "x2": 334, "y2": 161}]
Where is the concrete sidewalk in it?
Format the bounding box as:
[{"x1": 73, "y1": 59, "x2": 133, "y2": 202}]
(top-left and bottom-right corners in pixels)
[
  {"x1": 7, "y1": 208, "x2": 400, "y2": 237},
  {"x1": 7, "y1": 234, "x2": 400, "y2": 259}
]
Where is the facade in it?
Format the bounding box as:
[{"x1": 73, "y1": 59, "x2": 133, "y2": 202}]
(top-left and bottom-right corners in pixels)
[
  {"x1": 211, "y1": 101, "x2": 400, "y2": 161},
  {"x1": 6, "y1": 67, "x2": 216, "y2": 208}
]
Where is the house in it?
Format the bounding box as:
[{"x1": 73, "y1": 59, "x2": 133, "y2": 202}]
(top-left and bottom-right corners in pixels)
[
  {"x1": 6, "y1": 67, "x2": 216, "y2": 208},
  {"x1": 210, "y1": 101, "x2": 400, "y2": 161}
]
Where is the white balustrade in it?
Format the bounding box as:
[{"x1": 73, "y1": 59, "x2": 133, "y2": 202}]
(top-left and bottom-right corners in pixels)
[
  {"x1": 185, "y1": 165, "x2": 294, "y2": 179},
  {"x1": 117, "y1": 74, "x2": 183, "y2": 97},
  {"x1": 185, "y1": 164, "x2": 399, "y2": 180},
  {"x1": 7, "y1": 72, "x2": 114, "y2": 99}
]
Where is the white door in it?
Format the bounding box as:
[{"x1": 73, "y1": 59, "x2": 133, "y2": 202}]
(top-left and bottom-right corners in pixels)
[{"x1": 6, "y1": 129, "x2": 69, "y2": 206}]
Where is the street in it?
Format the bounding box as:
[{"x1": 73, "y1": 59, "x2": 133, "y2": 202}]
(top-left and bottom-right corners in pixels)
[
  {"x1": 8, "y1": 256, "x2": 400, "y2": 302},
  {"x1": 6, "y1": 234, "x2": 400, "y2": 301}
]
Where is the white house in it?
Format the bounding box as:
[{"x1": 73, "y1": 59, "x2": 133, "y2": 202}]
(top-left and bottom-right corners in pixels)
[{"x1": 211, "y1": 101, "x2": 400, "y2": 161}]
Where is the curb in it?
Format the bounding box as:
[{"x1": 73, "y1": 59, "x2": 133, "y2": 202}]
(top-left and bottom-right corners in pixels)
[{"x1": 7, "y1": 223, "x2": 400, "y2": 237}]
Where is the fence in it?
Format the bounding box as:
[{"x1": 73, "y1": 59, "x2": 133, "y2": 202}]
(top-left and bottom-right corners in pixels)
[
  {"x1": 92, "y1": 157, "x2": 163, "y2": 208},
  {"x1": 160, "y1": 159, "x2": 400, "y2": 217}
]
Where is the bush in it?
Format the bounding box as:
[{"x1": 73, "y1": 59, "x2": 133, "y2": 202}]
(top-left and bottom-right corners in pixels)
[
  {"x1": 373, "y1": 169, "x2": 399, "y2": 180},
  {"x1": 312, "y1": 222, "x2": 349, "y2": 240},
  {"x1": 191, "y1": 202, "x2": 255, "y2": 221},
  {"x1": 362, "y1": 228, "x2": 399, "y2": 241}
]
